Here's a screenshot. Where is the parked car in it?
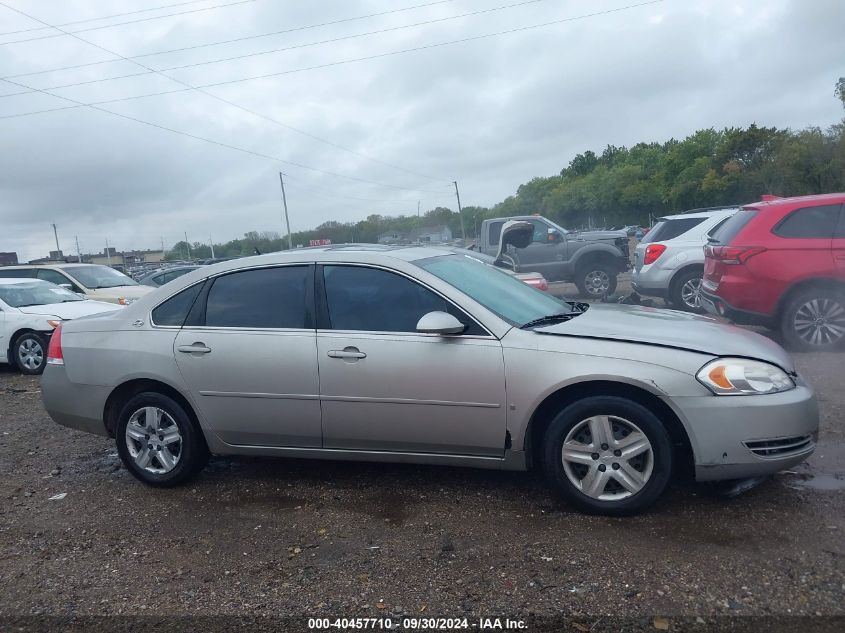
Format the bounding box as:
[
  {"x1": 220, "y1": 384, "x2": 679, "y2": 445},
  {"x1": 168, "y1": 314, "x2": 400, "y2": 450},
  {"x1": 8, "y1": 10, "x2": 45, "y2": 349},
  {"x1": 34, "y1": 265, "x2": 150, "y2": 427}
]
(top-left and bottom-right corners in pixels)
[
  {"x1": 0, "y1": 279, "x2": 120, "y2": 374},
  {"x1": 477, "y1": 215, "x2": 629, "y2": 298},
  {"x1": 701, "y1": 193, "x2": 845, "y2": 351},
  {"x1": 137, "y1": 266, "x2": 201, "y2": 287},
  {"x1": 0, "y1": 264, "x2": 153, "y2": 305},
  {"x1": 443, "y1": 247, "x2": 549, "y2": 291},
  {"x1": 42, "y1": 244, "x2": 817, "y2": 515},
  {"x1": 632, "y1": 207, "x2": 739, "y2": 310}
]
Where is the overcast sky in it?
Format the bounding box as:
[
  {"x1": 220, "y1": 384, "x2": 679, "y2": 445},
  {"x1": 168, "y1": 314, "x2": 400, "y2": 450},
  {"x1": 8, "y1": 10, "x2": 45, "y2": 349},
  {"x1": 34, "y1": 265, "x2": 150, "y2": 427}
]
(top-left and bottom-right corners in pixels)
[{"x1": 1, "y1": 0, "x2": 843, "y2": 261}]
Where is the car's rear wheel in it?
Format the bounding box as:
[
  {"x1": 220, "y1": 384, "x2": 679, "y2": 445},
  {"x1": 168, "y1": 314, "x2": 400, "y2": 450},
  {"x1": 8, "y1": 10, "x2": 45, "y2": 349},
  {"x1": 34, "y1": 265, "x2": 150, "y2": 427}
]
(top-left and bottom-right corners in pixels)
[
  {"x1": 780, "y1": 288, "x2": 845, "y2": 352},
  {"x1": 13, "y1": 332, "x2": 46, "y2": 375},
  {"x1": 542, "y1": 396, "x2": 673, "y2": 515},
  {"x1": 576, "y1": 263, "x2": 617, "y2": 299},
  {"x1": 115, "y1": 392, "x2": 208, "y2": 487},
  {"x1": 670, "y1": 268, "x2": 704, "y2": 312}
]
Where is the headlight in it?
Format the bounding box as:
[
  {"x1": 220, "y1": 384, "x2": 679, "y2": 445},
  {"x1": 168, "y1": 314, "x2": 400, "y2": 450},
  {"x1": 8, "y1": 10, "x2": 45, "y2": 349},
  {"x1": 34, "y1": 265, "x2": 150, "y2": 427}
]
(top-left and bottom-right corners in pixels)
[
  {"x1": 47, "y1": 319, "x2": 62, "y2": 329},
  {"x1": 118, "y1": 297, "x2": 137, "y2": 306},
  {"x1": 696, "y1": 358, "x2": 795, "y2": 395}
]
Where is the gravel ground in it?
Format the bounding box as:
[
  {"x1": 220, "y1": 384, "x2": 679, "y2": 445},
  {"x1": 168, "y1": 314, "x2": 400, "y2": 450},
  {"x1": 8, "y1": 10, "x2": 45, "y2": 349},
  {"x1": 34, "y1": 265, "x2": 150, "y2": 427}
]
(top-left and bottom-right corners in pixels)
[{"x1": 0, "y1": 322, "x2": 843, "y2": 630}]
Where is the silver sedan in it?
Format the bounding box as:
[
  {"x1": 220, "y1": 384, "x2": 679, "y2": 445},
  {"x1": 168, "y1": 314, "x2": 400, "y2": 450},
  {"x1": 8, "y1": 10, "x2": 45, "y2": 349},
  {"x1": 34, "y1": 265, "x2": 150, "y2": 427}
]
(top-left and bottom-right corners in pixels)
[{"x1": 41, "y1": 245, "x2": 818, "y2": 514}]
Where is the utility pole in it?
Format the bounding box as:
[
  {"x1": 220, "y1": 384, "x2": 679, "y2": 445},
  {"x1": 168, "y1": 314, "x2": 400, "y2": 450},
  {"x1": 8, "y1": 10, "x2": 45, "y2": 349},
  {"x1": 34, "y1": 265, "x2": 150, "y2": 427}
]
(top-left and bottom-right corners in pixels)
[
  {"x1": 160, "y1": 237, "x2": 165, "y2": 255},
  {"x1": 279, "y1": 172, "x2": 293, "y2": 250},
  {"x1": 105, "y1": 238, "x2": 112, "y2": 267},
  {"x1": 417, "y1": 200, "x2": 421, "y2": 218},
  {"x1": 51, "y1": 223, "x2": 60, "y2": 253},
  {"x1": 184, "y1": 232, "x2": 191, "y2": 260},
  {"x1": 453, "y1": 181, "x2": 466, "y2": 242},
  {"x1": 74, "y1": 236, "x2": 82, "y2": 263},
  {"x1": 209, "y1": 236, "x2": 215, "y2": 259}
]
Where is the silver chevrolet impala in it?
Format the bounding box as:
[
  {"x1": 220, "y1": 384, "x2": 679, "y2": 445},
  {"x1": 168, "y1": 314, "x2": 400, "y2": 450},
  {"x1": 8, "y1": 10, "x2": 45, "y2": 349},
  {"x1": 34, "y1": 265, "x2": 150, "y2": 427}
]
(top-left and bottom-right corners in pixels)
[{"x1": 41, "y1": 244, "x2": 819, "y2": 514}]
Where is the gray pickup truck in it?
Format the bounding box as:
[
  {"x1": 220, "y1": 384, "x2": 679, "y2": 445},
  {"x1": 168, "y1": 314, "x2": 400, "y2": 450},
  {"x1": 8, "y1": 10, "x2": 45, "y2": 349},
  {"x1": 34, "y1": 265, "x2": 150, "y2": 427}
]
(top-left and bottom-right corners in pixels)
[{"x1": 477, "y1": 215, "x2": 630, "y2": 297}]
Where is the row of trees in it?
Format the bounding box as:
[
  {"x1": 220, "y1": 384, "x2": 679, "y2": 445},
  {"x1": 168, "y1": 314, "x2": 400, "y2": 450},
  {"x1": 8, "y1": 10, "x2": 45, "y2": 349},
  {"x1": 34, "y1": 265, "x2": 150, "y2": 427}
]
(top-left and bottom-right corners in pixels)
[{"x1": 166, "y1": 80, "x2": 845, "y2": 260}]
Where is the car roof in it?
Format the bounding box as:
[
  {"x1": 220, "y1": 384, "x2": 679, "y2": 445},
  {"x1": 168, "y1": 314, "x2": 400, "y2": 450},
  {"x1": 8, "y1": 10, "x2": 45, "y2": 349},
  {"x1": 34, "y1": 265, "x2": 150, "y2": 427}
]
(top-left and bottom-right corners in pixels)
[
  {"x1": 744, "y1": 192, "x2": 845, "y2": 209},
  {"x1": 657, "y1": 207, "x2": 739, "y2": 221}
]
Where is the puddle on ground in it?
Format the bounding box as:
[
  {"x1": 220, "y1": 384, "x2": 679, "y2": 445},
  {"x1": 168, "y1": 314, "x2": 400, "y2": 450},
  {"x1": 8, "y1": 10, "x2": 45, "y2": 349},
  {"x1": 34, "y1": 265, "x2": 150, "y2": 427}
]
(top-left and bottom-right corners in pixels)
[{"x1": 786, "y1": 441, "x2": 845, "y2": 492}]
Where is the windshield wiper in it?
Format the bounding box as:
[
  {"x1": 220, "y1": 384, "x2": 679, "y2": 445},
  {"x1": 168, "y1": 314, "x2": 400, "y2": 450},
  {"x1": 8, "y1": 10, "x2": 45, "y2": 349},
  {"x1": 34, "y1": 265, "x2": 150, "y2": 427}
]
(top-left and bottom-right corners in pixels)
[{"x1": 521, "y1": 311, "x2": 583, "y2": 329}]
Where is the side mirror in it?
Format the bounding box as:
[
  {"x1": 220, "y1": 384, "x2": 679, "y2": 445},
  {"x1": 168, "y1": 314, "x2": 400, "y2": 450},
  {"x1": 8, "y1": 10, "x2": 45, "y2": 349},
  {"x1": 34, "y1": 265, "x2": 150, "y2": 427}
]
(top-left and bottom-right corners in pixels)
[
  {"x1": 494, "y1": 220, "x2": 534, "y2": 266},
  {"x1": 416, "y1": 311, "x2": 466, "y2": 335}
]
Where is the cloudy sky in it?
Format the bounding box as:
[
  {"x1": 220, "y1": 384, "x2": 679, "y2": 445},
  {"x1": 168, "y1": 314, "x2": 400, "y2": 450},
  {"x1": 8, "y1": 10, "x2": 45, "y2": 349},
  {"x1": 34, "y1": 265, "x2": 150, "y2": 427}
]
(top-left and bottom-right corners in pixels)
[{"x1": 1, "y1": 0, "x2": 843, "y2": 261}]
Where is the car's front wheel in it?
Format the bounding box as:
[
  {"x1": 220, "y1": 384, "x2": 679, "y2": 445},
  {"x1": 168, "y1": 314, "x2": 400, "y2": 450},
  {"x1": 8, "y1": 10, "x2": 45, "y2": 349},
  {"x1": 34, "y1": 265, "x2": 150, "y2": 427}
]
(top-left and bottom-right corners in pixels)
[
  {"x1": 575, "y1": 263, "x2": 618, "y2": 299},
  {"x1": 115, "y1": 392, "x2": 209, "y2": 487},
  {"x1": 542, "y1": 396, "x2": 673, "y2": 515},
  {"x1": 13, "y1": 332, "x2": 46, "y2": 375},
  {"x1": 780, "y1": 288, "x2": 845, "y2": 352}
]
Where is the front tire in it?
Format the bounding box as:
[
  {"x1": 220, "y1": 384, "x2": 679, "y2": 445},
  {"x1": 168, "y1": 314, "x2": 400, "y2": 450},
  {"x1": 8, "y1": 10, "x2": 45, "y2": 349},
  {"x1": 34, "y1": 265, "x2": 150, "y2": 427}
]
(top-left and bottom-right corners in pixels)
[
  {"x1": 13, "y1": 332, "x2": 46, "y2": 375},
  {"x1": 575, "y1": 263, "x2": 617, "y2": 299},
  {"x1": 115, "y1": 392, "x2": 209, "y2": 487},
  {"x1": 780, "y1": 288, "x2": 845, "y2": 352},
  {"x1": 542, "y1": 396, "x2": 673, "y2": 515}
]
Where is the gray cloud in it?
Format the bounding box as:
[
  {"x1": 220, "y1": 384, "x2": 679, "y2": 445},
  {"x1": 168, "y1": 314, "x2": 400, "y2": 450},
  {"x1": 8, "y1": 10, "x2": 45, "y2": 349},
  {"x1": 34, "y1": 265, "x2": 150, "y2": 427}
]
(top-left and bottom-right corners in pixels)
[{"x1": 1, "y1": 0, "x2": 844, "y2": 260}]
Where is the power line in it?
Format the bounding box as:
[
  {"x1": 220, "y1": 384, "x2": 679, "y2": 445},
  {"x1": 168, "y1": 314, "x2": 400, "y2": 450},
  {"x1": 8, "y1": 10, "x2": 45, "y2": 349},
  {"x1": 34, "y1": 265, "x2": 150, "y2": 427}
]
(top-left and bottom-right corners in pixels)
[
  {"x1": 0, "y1": 0, "x2": 550, "y2": 95},
  {"x1": 0, "y1": 0, "x2": 665, "y2": 121},
  {"x1": 0, "y1": 0, "x2": 229, "y2": 36},
  {"x1": 0, "y1": 0, "x2": 452, "y2": 184},
  {"x1": 0, "y1": 0, "x2": 259, "y2": 45},
  {"x1": 1, "y1": 0, "x2": 454, "y2": 80}
]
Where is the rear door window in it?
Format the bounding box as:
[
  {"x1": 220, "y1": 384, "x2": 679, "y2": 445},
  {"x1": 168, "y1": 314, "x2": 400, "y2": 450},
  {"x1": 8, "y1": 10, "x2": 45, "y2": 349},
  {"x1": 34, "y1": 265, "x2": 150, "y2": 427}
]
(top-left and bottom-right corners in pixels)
[
  {"x1": 641, "y1": 217, "x2": 706, "y2": 243},
  {"x1": 152, "y1": 282, "x2": 204, "y2": 327},
  {"x1": 773, "y1": 204, "x2": 840, "y2": 239},
  {"x1": 204, "y1": 266, "x2": 310, "y2": 329},
  {"x1": 709, "y1": 209, "x2": 758, "y2": 244}
]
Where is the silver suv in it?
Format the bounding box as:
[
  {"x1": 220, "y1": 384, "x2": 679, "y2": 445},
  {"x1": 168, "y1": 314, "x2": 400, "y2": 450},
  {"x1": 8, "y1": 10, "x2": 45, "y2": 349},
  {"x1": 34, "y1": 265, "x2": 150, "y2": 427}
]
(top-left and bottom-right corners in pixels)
[{"x1": 632, "y1": 207, "x2": 738, "y2": 310}]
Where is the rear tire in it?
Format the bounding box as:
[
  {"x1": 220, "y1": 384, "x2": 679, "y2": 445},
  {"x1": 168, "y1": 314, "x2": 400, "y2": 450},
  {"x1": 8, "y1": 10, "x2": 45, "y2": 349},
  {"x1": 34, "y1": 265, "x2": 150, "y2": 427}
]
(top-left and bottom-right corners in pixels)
[
  {"x1": 542, "y1": 396, "x2": 673, "y2": 515},
  {"x1": 13, "y1": 332, "x2": 47, "y2": 375},
  {"x1": 575, "y1": 263, "x2": 617, "y2": 299},
  {"x1": 115, "y1": 392, "x2": 209, "y2": 487},
  {"x1": 669, "y1": 268, "x2": 704, "y2": 312},
  {"x1": 780, "y1": 287, "x2": 845, "y2": 352}
]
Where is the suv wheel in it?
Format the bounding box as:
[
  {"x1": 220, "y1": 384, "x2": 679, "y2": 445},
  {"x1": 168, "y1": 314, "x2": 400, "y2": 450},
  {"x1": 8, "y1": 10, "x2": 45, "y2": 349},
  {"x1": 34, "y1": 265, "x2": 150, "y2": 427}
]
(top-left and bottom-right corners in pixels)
[
  {"x1": 116, "y1": 392, "x2": 209, "y2": 487},
  {"x1": 670, "y1": 268, "x2": 704, "y2": 312},
  {"x1": 576, "y1": 263, "x2": 617, "y2": 299},
  {"x1": 13, "y1": 332, "x2": 46, "y2": 375},
  {"x1": 542, "y1": 396, "x2": 673, "y2": 515},
  {"x1": 780, "y1": 288, "x2": 845, "y2": 352}
]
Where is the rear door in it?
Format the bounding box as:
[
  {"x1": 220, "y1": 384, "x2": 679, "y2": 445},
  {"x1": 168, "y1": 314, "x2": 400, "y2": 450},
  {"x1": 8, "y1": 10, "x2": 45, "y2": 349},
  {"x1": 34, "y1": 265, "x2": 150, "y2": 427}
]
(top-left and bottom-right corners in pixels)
[
  {"x1": 173, "y1": 264, "x2": 322, "y2": 448},
  {"x1": 834, "y1": 204, "x2": 845, "y2": 277}
]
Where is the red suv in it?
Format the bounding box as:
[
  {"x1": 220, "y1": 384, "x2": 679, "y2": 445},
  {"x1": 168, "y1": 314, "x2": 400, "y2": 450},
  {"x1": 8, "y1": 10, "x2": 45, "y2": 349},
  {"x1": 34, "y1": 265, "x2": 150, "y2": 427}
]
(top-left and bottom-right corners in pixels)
[{"x1": 700, "y1": 193, "x2": 845, "y2": 351}]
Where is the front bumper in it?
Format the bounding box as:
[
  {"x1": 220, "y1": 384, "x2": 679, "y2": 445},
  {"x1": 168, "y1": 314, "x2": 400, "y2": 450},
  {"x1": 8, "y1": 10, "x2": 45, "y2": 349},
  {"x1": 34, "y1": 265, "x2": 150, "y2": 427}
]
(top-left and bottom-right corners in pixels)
[
  {"x1": 667, "y1": 376, "x2": 819, "y2": 482},
  {"x1": 41, "y1": 364, "x2": 111, "y2": 437}
]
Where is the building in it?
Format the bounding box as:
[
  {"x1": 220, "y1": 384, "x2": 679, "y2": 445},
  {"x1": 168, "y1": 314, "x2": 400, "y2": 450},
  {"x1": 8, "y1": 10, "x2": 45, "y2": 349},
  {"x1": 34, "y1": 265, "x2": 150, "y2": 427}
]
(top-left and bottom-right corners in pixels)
[
  {"x1": 377, "y1": 231, "x2": 408, "y2": 245},
  {"x1": 409, "y1": 225, "x2": 453, "y2": 244},
  {"x1": 0, "y1": 252, "x2": 18, "y2": 266},
  {"x1": 27, "y1": 248, "x2": 165, "y2": 267}
]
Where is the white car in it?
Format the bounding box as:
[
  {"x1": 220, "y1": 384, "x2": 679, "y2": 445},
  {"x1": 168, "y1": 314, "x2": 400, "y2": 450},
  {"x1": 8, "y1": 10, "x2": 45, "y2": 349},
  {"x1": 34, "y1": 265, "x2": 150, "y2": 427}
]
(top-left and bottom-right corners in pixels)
[
  {"x1": 0, "y1": 263, "x2": 153, "y2": 305},
  {"x1": 0, "y1": 279, "x2": 120, "y2": 374}
]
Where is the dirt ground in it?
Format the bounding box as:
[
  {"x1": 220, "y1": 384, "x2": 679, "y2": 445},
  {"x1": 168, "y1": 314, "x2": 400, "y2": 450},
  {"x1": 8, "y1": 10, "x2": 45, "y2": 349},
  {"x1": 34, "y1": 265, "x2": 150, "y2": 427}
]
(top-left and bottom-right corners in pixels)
[{"x1": 0, "y1": 318, "x2": 843, "y2": 630}]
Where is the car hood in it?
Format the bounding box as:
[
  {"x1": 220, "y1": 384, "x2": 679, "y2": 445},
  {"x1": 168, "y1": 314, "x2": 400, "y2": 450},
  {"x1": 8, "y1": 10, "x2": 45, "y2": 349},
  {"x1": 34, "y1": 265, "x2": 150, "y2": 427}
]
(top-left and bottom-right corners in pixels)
[
  {"x1": 536, "y1": 303, "x2": 795, "y2": 372},
  {"x1": 569, "y1": 229, "x2": 627, "y2": 242},
  {"x1": 17, "y1": 300, "x2": 122, "y2": 319}
]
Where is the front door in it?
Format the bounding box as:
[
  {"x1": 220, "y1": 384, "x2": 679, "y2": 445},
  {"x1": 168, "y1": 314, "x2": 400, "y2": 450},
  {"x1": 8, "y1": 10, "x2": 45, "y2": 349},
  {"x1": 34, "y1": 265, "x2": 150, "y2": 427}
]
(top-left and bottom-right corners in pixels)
[
  {"x1": 173, "y1": 265, "x2": 322, "y2": 448},
  {"x1": 834, "y1": 204, "x2": 845, "y2": 276},
  {"x1": 316, "y1": 264, "x2": 507, "y2": 456}
]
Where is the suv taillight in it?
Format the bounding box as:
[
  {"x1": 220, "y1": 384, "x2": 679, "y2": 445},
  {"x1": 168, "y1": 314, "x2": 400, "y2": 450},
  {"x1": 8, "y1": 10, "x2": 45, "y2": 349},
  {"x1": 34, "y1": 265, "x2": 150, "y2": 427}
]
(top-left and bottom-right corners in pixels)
[
  {"x1": 705, "y1": 245, "x2": 766, "y2": 265},
  {"x1": 643, "y1": 243, "x2": 666, "y2": 265},
  {"x1": 47, "y1": 324, "x2": 64, "y2": 365}
]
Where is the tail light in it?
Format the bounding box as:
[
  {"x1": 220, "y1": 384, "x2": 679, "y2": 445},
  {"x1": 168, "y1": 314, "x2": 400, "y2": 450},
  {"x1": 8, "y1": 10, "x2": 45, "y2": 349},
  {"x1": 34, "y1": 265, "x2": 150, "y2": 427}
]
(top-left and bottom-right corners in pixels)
[
  {"x1": 643, "y1": 243, "x2": 667, "y2": 265},
  {"x1": 705, "y1": 245, "x2": 766, "y2": 265},
  {"x1": 46, "y1": 324, "x2": 64, "y2": 366}
]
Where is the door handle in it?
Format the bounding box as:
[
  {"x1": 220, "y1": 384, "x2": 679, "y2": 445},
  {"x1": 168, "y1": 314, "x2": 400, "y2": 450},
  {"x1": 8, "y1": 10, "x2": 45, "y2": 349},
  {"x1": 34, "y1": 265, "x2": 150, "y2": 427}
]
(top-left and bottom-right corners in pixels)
[
  {"x1": 177, "y1": 343, "x2": 212, "y2": 354},
  {"x1": 327, "y1": 347, "x2": 366, "y2": 360}
]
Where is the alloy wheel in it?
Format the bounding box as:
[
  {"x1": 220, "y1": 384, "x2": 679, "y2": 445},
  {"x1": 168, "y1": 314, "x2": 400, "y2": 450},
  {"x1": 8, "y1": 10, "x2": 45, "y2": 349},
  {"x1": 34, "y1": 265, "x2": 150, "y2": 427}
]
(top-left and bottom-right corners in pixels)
[
  {"x1": 680, "y1": 277, "x2": 703, "y2": 309},
  {"x1": 561, "y1": 415, "x2": 654, "y2": 501},
  {"x1": 584, "y1": 270, "x2": 610, "y2": 296},
  {"x1": 18, "y1": 338, "x2": 44, "y2": 371},
  {"x1": 793, "y1": 298, "x2": 845, "y2": 347},
  {"x1": 125, "y1": 407, "x2": 183, "y2": 474}
]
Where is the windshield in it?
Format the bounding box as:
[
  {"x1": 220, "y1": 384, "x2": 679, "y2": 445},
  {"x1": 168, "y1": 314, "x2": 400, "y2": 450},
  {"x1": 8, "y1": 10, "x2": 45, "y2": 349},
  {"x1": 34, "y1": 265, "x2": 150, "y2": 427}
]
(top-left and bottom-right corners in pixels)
[
  {"x1": 415, "y1": 254, "x2": 569, "y2": 326},
  {"x1": 63, "y1": 265, "x2": 137, "y2": 289},
  {"x1": 0, "y1": 281, "x2": 84, "y2": 307}
]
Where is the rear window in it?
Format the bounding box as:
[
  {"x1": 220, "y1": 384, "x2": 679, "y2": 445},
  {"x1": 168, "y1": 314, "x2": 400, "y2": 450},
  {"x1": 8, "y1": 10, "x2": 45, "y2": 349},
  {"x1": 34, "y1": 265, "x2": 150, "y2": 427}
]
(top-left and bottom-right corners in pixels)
[
  {"x1": 709, "y1": 209, "x2": 758, "y2": 244},
  {"x1": 488, "y1": 221, "x2": 504, "y2": 246},
  {"x1": 641, "y1": 217, "x2": 706, "y2": 243},
  {"x1": 0, "y1": 268, "x2": 34, "y2": 278}
]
